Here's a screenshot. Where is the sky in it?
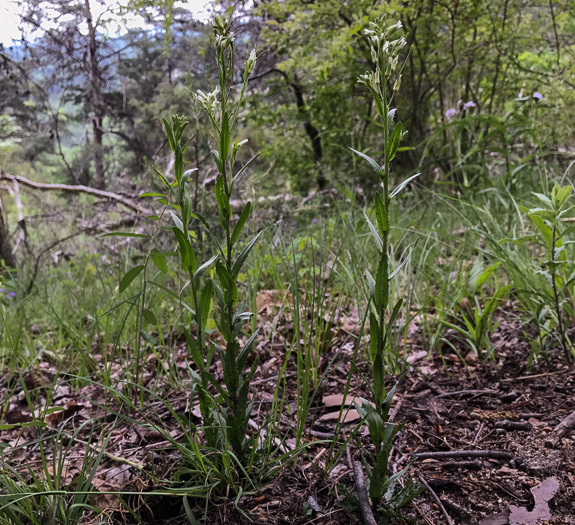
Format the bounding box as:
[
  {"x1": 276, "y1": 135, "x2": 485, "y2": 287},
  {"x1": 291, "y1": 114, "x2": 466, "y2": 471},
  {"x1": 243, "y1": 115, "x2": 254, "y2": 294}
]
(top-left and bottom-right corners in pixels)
[{"x1": 0, "y1": 0, "x2": 213, "y2": 46}]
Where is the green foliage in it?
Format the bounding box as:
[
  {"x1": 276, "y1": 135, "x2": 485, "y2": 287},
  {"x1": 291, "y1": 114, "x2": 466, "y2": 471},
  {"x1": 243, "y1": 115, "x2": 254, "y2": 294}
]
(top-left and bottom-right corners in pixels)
[
  {"x1": 350, "y1": 13, "x2": 423, "y2": 511},
  {"x1": 508, "y1": 182, "x2": 575, "y2": 362},
  {"x1": 136, "y1": 16, "x2": 262, "y2": 474}
]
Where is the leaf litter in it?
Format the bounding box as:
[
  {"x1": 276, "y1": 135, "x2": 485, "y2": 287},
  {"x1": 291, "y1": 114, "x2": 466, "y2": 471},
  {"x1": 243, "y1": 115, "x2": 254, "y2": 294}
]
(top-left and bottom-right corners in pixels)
[{"x1": 0, "y1": 303, "x2": 574, "y2": 524}]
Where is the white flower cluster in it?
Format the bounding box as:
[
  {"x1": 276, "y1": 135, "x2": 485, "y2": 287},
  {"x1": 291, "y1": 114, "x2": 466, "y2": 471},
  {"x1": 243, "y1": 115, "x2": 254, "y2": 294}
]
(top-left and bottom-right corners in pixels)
[
  {"x1": 212, "y1": 15, "x2": 234, "y2": 53},
  {"x1": 361, "y1": 15, "x2": 407, "y2": 89},
  {"x1": 192, "y1": 86, "x2": 220, "y2": 116},
  {"x1": 245, "y1": 49, "x2": 257, "y2": 78}
]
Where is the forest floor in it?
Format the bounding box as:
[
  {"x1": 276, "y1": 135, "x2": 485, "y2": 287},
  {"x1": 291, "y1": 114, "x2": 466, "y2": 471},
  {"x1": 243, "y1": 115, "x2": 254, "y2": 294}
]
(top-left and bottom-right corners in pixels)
[{"x1": 1, "y1": 303, "x2": 574, "y2": 525}]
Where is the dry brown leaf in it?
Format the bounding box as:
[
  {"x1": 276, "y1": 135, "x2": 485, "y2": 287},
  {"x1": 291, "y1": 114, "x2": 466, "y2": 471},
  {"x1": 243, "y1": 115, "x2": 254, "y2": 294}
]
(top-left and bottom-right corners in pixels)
[
  {"x1": 256, "y1": 290, "x2": 293, "y2": 315},
  {"x1": 321, "y1": 394, "x2": 374, "y2": 408},
  {"x1": 508, "y1": 477, "x2": 559, "y2": 525},
  {"x1": 316, "y1": 409, "x2": 361, "y2": 424},
  {"x1": 4, "y1": 409, "x2": 33, "y2": 424}
]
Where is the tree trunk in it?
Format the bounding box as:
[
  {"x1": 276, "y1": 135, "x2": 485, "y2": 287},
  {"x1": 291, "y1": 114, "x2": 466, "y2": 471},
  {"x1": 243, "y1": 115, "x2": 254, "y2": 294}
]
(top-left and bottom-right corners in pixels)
[
  {"x1": 85, "y1": 0, "x2": 106, "y2": 189},
  {"x1": 0, "y1": 193, "x2": 17, "y2": 269}
]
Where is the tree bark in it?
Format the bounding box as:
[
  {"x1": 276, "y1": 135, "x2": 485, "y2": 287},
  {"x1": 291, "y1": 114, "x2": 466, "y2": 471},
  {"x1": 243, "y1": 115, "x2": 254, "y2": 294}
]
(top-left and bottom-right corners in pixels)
[
  {"x1": 0, "y1": 193, "x2": 17, "y2": 269},
  {"x1": 248, "y1": 68, "x2": 326, "y2": 190},
  {"x1": 85, "y1": 0, "x2": 106, "y2": 189}
]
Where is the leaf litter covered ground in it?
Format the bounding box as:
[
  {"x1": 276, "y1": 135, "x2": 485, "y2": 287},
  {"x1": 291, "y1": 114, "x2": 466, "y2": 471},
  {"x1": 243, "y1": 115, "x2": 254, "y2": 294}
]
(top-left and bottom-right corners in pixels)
[{"x1": 1, "y1": 297, "x2": 574, "y2": 525}]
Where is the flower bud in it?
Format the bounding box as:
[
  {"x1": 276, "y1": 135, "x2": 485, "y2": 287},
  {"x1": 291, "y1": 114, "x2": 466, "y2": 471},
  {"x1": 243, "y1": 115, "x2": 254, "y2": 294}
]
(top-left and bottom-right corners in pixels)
[{"x1": 246, "y1": 49, "x2": 257, "y2": 76}]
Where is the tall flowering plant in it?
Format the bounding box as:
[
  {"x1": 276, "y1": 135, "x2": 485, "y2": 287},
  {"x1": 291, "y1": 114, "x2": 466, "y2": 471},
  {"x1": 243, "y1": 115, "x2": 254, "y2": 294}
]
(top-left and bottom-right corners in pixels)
[{"x1": 351, "y1": 14, "x2": 423, "y2": 509}]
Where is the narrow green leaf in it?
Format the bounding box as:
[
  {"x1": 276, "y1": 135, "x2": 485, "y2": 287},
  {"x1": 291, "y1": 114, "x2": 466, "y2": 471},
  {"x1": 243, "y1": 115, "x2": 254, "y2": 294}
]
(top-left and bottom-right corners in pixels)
[
  {"x1": 103, "y1": 232, "x2": 150, "y2": 238},
  {"x1": 532, "y1": 192, "x2": 553, "y2": 209},
  {"x1": 374, "y1": 255, "x2": 389, "y2": 310},
  {"x1": 387, "y1": 122, "x2": 402, "y2": 161},
  {"x1": 553, "y1": 185, "x2": 572, "y2": 211},
  {"x1": 150, "y1": 249, "x2": 168, "y2": 274},
  {"x1": 162, "y1": 117, "x2": 176, "y2": 151},
  {"x1": 390, "y1": 173, "x2": 421, "y2": 198},
  {"x1": 0, "y1": 421, "x2": 47, "y2": 430},
  {"x1": 475, "y1": 263, "x2": 501, "y2": 291},
  {"x1": 374, "y1": 192, "x2": 389, "y2": 236},
  {"x1": 237, "y1": 329, "x2": 259, "y2": 371},
  {"x1": 232, "y1": 230, "x2": 262, "y2": 277},
  {"x1": 216, "y1": 261, "x2": 238, "y2": 305},
  {"x1": 363, "y1": 211, "x2": 383, "y2": 252},
  {"x1": 199, "y1": 280, "x2": 213, "y2": 330},
  {"x1": 231, "y1": 201, "x2": 251, "y2": 245},
  {"x1": 349, "y1": 147, "x2": 383, "y2": 176},
  {"x1": 196, "y1": 255, "x2": 218, "y2": 281},
  {"x1": 152, "y1": 165, "x2": 174, "y2": 195},
  {"x1": 215, "y1": 175, "x2": 231, "y2": 228},
  {"x1": 185, "y1": 331, "x2": 204, "y2": 373},
  {"x1": 220, "y1": 111, "x2": 230, "y2": 161},
  {"x1": 139, "y1": 192, "x2": 166, "y2": 198},
  {"x1": 119, "y1": 265, "x2": 144, "y2": 293},
  {"x1": 233, "y1": 153, "x2": 260, "y2": 185},
  {"x1": 140, "y1": 329, "x2": 157, "y2": 345},
  {"x1": 142, "y1": 309, "x2": 158, "y2": 325},
  {"x1": 172, "y1": 227, "x2": 190, "y2": 270}
]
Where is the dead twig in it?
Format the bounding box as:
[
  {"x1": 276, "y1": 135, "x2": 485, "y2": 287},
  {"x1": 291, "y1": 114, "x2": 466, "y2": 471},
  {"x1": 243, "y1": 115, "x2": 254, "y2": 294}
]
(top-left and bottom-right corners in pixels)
[
  {"x1": 414, "y1": 449, "x2": 512, "y2": 461},
  {"x1": 495, "y1": 420, "x2": 531, "y2": 431},
  {"x1": 389, "y1": 397, "x2": 403, "y2": 422},
  {"x1": 418, "y1": 474, "x2": 455, "y2": 525},
  {"x1": 0, "y1": 171, "x2": 150, "y2": 215},
  {"x1": 545, "y1": 409, "x2": 575, "y2": 448},
  {"x1": 436, "y1": 389, "x2": 498, "y2": 399},
  {"x1": 346, "y1": 447, "x2": 377, "y2": 525}
]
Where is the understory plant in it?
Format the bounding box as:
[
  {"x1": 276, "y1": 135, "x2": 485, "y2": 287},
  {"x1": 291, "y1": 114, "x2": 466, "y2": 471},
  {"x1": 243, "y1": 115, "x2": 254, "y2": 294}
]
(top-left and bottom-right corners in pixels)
[
  {"x1": 432, "y1": 261, "x2": 512, "y2": 362},
  {"x1": 507, "y1": 182, "x2": 575, "y2": 361},
  {"x1": 350, "y1": 14, "x2": 423, "y2": 513},
  {"x1": 140, "y1": 16, "x2": 262, "y2": 471}
]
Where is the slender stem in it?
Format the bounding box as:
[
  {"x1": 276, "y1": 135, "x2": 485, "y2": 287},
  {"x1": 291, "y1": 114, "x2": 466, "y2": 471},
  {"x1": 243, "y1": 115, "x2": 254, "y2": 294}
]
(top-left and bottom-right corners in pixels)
[{"x1": 551, "y1": 225, "x2": 571, "y2": 361}]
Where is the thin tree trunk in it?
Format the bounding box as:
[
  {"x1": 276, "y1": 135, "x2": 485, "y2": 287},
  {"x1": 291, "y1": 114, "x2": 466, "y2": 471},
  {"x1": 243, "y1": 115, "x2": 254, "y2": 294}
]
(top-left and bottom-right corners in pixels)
[
  {"x1": 0, "y1": 193, "x2": 17, "y2": 269},
  {"x1": 85, "y1": 0, "x2": 106, "y2": 189}
]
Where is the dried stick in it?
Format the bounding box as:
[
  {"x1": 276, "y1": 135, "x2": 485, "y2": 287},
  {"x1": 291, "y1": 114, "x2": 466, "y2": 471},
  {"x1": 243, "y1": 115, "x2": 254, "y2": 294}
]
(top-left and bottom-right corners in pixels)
[
  {"x1": 414, "y1": 449, "x2": 512, "y2": 461},
  {"x1": 12, "y1": 178, "x2": 29, "y2": 255},
  {"x1": 354, "y1": 463, "x2": 378, "y2": 525},
  {"x1": 495, "y1": 420, "x2": 531, "y2": 431},
  {"x1": 0, "y1": 172, "x2": 149, "y2": 214},
  {"x1": 436, "y1": 389, "x2": 498, "y2": 398},
  {"x1": 546, "y1": 410, "x2": 575, "y2": 448},
  {"x1": 418, "y1": 474, "x2": 455, "y2": 525},
  {"x1": 346, "y1": 447, "x2": 377, "y2": 525}
]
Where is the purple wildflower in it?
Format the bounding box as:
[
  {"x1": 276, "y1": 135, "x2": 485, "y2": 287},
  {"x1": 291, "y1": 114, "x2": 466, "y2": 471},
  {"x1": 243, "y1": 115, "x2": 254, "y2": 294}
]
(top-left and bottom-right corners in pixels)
[
  {"x1": 0, "y1": 288, "x2": 4, "y2": 293},
  {"x1": 312, "y1": 219, "x2": 318, "y2": 223},
  {"x1": 463, "y1": 101, "x2": 476, "y2": 110},
  {"x1": 445, "y1": 108, "x2": 458, "y2": 119},
  {"x1": 290, "y1": 221, "x2": 296, "y2": 230},
  {"x1": 533, "y1": 92, "x2": 542, "y2": 101},
  {"x1": 8, "y1": 292, "x2": 15, "y2": 298}
]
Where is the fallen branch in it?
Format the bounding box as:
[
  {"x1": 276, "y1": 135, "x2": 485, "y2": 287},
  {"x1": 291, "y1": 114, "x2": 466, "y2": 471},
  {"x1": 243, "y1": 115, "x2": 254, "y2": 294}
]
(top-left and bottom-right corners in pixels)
[
  {"x1": 545, "y1": 410, "x2": 575, "y2": 448},
  {"x1": 0, "y1": 171, "x2": 149, "y2": 215},
  {"x1": 346, "y1": 447, "x2": 377, "y2": 525},
  {"x1": 414, "y1": 449, "x2": 512, "y2": 461}
]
